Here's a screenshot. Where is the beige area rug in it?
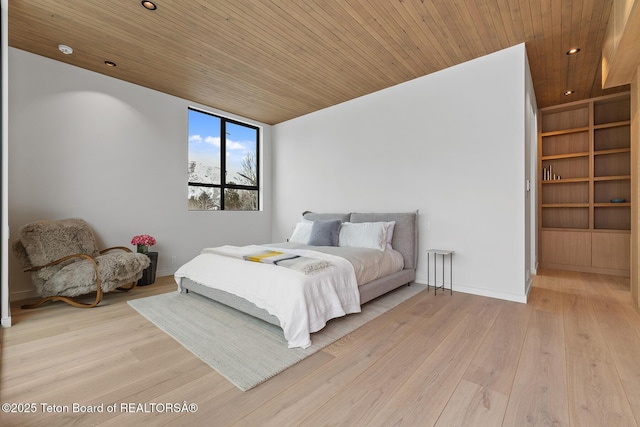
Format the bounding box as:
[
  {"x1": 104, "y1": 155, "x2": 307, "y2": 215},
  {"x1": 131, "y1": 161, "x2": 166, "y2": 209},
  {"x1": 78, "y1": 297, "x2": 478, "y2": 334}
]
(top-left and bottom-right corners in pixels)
[{"x1": 128, "y1": 283, "x2": 426, "y2": 391}]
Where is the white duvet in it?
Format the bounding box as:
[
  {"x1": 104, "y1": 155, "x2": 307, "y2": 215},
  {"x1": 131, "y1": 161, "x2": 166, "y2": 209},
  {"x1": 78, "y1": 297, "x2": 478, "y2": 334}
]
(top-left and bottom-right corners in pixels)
[{"x1": 173, "y1": 245, "x2": 361, "y2": 349}]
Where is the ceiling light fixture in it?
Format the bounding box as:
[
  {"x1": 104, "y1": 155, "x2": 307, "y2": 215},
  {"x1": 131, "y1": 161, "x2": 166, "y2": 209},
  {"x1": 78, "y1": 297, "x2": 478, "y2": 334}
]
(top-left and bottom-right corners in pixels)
[
  {"x1": 104, "y1": 60, "x2": 117, "y2": 67},
  {"x1": 141, "y1": 1, "x2": 157, "y2": 10},
  {"x1": 563, "y1": 48, "x2": 579, "y2": 98},
  {"x1": 58, "y1": 44, "x2": 73, "y2": 55}
]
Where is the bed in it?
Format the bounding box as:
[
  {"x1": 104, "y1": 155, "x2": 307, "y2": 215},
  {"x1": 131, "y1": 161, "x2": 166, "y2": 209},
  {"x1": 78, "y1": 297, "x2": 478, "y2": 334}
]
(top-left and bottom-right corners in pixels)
[{"x1": 174, "y1": 211, "x2": 418, "y2": 348}]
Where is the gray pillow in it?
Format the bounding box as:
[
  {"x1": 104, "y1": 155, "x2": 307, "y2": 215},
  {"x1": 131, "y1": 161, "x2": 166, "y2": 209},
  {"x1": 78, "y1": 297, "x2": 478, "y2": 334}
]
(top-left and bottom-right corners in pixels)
[{"x1": 308, "y1": 220, "x2": 342, "y2": 246}]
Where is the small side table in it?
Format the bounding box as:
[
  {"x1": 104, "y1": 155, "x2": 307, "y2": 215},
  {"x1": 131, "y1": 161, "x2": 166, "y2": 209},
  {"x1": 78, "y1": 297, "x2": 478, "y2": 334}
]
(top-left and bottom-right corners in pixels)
[
  {"x1": 426, "y1": 249, "x2": 454, "y2": 295},
  {"x1": 137, "y1": 252, "x2": 158, "y2": 286}
]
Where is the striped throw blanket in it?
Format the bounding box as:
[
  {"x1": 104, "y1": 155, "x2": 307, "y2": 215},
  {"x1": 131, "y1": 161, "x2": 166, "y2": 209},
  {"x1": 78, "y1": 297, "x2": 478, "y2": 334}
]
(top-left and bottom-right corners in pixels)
[
  {"x1": 203, "y1": 246, "x2": 331, "y2": 275},
  {"x1": 243, "y1": 250, "x2": 330, "y2": 274}
]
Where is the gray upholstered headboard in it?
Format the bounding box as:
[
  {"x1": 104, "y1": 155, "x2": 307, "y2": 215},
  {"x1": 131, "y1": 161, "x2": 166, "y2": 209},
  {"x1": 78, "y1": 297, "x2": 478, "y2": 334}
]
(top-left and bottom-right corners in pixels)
[{"x1": 302, "y1": 211, "x2": 418, "y2": 270}]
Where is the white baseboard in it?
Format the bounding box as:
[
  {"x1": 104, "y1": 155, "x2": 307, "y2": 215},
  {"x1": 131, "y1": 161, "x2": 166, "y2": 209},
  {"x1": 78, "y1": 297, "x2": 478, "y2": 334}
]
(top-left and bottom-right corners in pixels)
[
  {"x1": 10, "y1": 288, "x2": 38, "y2": 302},
  {"x1": 156, "y1": 268, "x2": 177, "y2": 278},
  {"x1": 1, "y1": 314, "x2": 11, "y2": 327},
  {"x1": 525, "y1": 276, "x2": 533, "y2": 300},
  {"x1": 451, "y1": 283, "x2": 527, "y2": 303},
  {"x1": 414, "y1": 277, "x2": 528, "y2": 304}
]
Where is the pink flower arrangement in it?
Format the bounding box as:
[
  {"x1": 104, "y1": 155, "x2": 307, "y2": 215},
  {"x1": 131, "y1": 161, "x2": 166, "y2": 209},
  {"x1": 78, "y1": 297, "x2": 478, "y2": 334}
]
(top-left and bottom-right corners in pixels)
[
  {"x1": 131, "y1": 234, "x2": 156, "y2": 254},
  {"x1": 131, "y1": 234, "x2": 156, "y2": 246}
]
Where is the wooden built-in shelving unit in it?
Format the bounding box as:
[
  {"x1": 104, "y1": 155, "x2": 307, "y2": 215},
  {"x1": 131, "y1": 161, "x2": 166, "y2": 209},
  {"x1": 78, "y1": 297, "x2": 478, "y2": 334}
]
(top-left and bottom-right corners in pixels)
[{"x1": 538, "y1": 92, "x2": 631, "y2": 276}]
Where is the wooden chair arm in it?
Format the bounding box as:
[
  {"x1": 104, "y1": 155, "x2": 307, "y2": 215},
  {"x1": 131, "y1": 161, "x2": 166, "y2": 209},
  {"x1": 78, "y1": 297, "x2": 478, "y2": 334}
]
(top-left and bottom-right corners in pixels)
[
  {"x1": 24, "y1": 253, "x2": 98, "y2": 272},
  {"x1": 100, "y1": 246, "x2": 132, "y2": 254},
  {"x1": 21, "y1": 253, "x2": 104, "y2": 309}
]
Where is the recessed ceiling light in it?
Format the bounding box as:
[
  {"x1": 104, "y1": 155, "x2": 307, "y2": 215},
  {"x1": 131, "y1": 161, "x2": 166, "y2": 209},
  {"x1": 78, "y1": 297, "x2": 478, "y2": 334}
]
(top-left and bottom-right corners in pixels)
[
  {"x1": 141, "y1": 1, "x2": 157, "y2": 10},
  {"x1": 58, "y1": 44, "x2": 73, "y2": 55},
  {"x1": 104, "y1": 60, "x2": 117, "y2": 67},
  {"x1": 566, "y1": 48, "x2": 580, "y2": 55},
  {"x1": 564, "y1": 90, "x2": 574, "y2": 96}
]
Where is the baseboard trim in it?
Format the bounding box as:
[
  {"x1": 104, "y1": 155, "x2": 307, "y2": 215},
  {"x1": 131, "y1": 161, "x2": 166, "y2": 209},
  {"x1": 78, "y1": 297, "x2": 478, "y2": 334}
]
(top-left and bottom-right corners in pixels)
[
  {"x1": 9, "y1": 288, "x2": 38, "y2": 302},
  {"x1": 414, "y1": 278, "x2": 528, "y2": 304},
  {"x1": 525, "y1": 276, "x2": 533, "y2": 300},
  {"x1": 1, "y1": 314, "x2": 11, "y2": 327},
  {"x1": 156, "y1": 268, "x2": 178, "y2": 282}
]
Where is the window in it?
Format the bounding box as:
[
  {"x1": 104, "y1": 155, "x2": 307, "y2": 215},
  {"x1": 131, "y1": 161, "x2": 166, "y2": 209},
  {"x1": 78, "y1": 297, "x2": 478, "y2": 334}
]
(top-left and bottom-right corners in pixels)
[{"x1": 188, "y1": 108, "x2": 259, "y2": 210}]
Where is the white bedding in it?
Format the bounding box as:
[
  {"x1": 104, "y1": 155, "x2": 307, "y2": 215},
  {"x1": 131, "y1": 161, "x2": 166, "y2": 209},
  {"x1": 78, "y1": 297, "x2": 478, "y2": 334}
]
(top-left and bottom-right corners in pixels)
[
  {"x1": 268, "y1": 242, "x2": 405, "y2": 286},
  {"x1": 174, "y1": 245, "x2": 361, "y2": 349}
]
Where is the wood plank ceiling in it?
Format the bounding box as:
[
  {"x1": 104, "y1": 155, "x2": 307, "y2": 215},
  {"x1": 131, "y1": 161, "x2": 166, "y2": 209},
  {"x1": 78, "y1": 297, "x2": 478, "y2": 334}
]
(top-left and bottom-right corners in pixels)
[{"x1": 8, "y1": 0, "x2": 630, "y2": 125}]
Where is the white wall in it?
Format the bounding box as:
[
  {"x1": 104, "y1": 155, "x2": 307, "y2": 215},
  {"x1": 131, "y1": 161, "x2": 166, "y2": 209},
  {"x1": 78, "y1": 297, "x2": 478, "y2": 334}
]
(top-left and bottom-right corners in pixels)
[
  {"x1": 8, "y1": 48, "x2": 273, "y2": 300},
  {"x1": 1, "y1": 0, "x2": 10, "y2": 326},
  {"x1": 524, "y1": 49, "x2": 539, "y2": 296},
  {"x1": 272, "y1": 44, "x2": 533, "y2": 302}
]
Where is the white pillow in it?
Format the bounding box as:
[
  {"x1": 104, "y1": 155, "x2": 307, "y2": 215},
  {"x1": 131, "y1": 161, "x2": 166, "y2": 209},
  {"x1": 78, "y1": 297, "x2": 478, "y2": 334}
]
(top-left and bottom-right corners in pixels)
[
  {"x1": 385, "y1": 221, "x2": 396, "y2": 250},
  {"x1": 289, "y1": 222, "x2": 313, "y2": 244},
  {"x1": 339, "y1": 222, "x2": 388, "y2": 251}
]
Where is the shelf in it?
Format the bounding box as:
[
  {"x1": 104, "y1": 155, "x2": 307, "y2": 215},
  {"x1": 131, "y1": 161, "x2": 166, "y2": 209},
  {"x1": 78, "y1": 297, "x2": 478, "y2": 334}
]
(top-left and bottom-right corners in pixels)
[
  {"x1": 594, "y1": 151, "x2": 631, "y2": 177},
  {"x1": 594, "y1": 179, "x2": 630, "y2": 205},
  {"x1": 594, "y1": 120, "x2": 631, "y2": 130},
  {"x1": 594, "y1": 202, "x2": 631, "y2": 207},
  {"x1": 541, "y1": 106, "x2": 589, "y2": 133},
  {"x1": 541, "y1": 132, "x2": 588, "y2": 157},
  {"x1": 542, "y1": 180, "x2": 588, "y2": 205},
  {"x1": 594, "y1": 206, "x2": 631, "y2": 230},
  {"x1": 539, "y1": 92, "x2": 631, "y2": 273},
  {"x1": 542, "y1": 178, "x2": 589, "y2": 184},
  {"x1": 540, "y1": 227, "x2": 589, "y2": 232},
  {"x1": 593, "y1": 175, "x2": 630, "y2": 181},
  {"x1": 541, "y1": 206, "x2": 589, "y2": 229},
  {"x1": 594, "y1": 148, "x2": 630, "y2": 156},
  {"x1": 594, "y1": 95, "x2": 630, "y2": 125},
  {"x1": 594, "y1": 125, "x2": 630, "y2": 151},
  {"x1": 542, "y1": 203, "x2": 589, "y2": 208},
  {"x1": 540, "y1": 127, "x2": 589, "y2": 137},
  {"x1": 541, "y1": 152, "x2": 589, "y2": 160},
  {"x1": 593, "y1": 175, "x2": 631, "y2": 182},
  {"x1": 541, "y1": 156, "x2": 588, "y2": 180}
]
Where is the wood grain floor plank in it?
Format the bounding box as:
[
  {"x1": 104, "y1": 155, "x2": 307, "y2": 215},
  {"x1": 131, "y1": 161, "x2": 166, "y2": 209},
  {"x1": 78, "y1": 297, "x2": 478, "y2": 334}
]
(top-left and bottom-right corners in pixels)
[
  {"x1": 502, "y1": 309, "x2": 569, "y2": 426},
  {"x1": 590, "y1": 294, "x2": 640, "y2": 423},
  {"x1": 371, "y1": 297, "x2": 504, "y2": 427},
  {"x1": 435, "y1": 301, "x2": 532, "y2": 426},
  {"x1": 435, "y1": 379, "x2": 509, "y2": 427},
  {"x1": 1, "y1": 316, "x2": 167, "y2": 393},
  {"x1": 463, "y1": 300, "x2": 532, "y2": 395},
  {"x1": 563, "y1": 293, "x2": 637, "y2": 426}
]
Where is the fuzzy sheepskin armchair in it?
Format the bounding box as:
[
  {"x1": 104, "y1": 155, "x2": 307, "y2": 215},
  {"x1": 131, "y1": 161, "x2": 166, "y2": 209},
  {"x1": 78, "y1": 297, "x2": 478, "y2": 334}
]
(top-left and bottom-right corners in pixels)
[{"x1": 13, "y1": 218, "x2": 151, "y2": 308}]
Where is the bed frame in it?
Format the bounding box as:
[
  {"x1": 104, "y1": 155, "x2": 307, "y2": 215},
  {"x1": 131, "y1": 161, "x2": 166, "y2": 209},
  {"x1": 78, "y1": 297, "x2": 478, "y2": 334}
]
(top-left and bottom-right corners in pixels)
[{"x1": 181, "y1": 211, "x2": 418, "y2": 326}]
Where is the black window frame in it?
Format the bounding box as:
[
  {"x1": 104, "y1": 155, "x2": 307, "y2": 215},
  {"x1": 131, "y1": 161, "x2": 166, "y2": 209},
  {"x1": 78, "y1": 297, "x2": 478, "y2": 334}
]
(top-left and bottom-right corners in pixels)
[{"x1": 188, "y1": 107, "x2": 260, "y2": 211}]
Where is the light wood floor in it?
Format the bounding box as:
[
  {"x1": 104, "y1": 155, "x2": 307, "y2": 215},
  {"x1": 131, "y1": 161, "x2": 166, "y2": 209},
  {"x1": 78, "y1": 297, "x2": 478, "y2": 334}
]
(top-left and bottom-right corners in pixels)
[{"x1": 1, "y1": 270, "x2": 639, "y2": 426}]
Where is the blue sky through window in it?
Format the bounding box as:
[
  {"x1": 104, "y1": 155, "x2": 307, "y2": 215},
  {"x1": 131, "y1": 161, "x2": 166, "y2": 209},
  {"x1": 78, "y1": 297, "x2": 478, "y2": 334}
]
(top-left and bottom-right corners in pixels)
[
  {"x1": 188, "y1": 110, "x2": 221, "y2": 174},
  {"x1": 188, "y1": 109, "x2": 257, "y2": 181}
]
